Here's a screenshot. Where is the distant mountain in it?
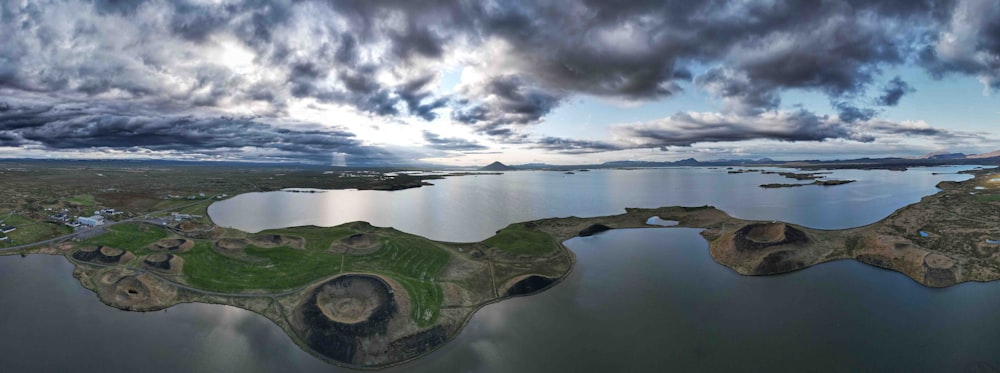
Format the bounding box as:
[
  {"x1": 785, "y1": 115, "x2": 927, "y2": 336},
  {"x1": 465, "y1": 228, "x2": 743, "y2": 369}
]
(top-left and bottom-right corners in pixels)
[
  {"x1": 478, "y1": 161, "x2": 515, "y2": 171},
  {"x1": 514, "y1": 163, "x2": 554, "y2": 169},
  {"x1": 969, "y1": 150, "x2": 1000, "y2": 159},
  {"x1": 918, "y1": 151, "x2": 967, "y2": 160},
  {"x1": 599, "y1": 158, "x2": 776, "y2": 168}
]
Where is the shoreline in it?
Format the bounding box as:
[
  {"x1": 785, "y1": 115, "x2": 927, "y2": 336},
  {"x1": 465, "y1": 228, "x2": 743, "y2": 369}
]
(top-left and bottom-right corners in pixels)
[{"x1": 9, "y1": 166, "x2": 1000, "y2": 369}]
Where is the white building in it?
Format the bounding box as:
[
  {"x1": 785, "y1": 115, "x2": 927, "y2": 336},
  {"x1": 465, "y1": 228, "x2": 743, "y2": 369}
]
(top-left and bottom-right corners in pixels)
[{"x1": 78, "y1": 216, "x2": 105, "y2": 227}]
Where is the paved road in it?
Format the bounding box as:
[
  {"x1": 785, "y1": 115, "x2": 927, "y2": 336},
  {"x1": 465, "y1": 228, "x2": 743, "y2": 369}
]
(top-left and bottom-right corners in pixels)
[{"x1": 0, "y1": 197, "x2": 215, "y2": 253}]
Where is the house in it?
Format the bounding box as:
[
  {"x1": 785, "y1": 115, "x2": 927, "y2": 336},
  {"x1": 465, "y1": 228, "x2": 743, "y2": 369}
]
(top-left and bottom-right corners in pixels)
[
  {"x1": 0, "y1": 236, "x2": 8, "y2": 241},
  {"x1": 78, "y1": 216, "x2": 105, "y2": 227},
  {"x1": 1, "y1": 226, "x2": 16, "y2": 234},
  {"x1": 51, "y1": 213, "x2": 67, "y2": 221}
]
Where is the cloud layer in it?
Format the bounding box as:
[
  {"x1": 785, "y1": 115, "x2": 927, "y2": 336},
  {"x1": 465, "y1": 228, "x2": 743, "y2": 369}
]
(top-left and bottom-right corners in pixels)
[{"x1": 1, "y1": 0, "x2": 998, "y2": 163}]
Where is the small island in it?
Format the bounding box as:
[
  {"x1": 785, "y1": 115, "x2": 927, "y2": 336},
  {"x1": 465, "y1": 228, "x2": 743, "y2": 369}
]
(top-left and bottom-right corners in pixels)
[
  {"x1": 760, "y1": 179, "x2": 856, "y2": 188},
  {"x1": 8, "y1": 167, "x2": 1000, "y2": 368}
]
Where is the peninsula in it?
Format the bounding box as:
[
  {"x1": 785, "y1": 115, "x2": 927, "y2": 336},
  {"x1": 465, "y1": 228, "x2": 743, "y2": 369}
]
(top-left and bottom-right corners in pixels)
[{"x1": 4, "y1": 166, "x2": 1000, "y2": 368}]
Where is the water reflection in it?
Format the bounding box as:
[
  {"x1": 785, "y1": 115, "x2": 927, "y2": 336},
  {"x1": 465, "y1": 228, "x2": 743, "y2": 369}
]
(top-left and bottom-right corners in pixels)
[
  {"x1": 2, "y1": 166, "x2": 993, "y2": 372},
  {"x1": 210, "y1": 167, "x2": 975, "y2": 242}
]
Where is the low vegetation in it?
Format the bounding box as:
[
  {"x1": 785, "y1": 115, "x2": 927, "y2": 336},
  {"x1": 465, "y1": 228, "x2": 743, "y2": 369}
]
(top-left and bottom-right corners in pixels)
[
  {"x1": 259, "y1": 225, "x2": 355, "y2": 251},
  {"x1": 79, "y1": 223, "x2": 169, "y2": 255},
  {"x1": 182, "y1": 242, "x2": 344, "y2": 292},
  {"x1": 345, "y1": 236, "x2": 450, "y2": 326},
  {"x1": 0, "y1": 214, "x2": 71, "y2": 247},
  {"x1": 974, "y1": 194, "x2": 1000, "y2": 202},
  {"x1": 67, "y1": 194, "x2": 96, "y2": 206},
  {"x1": 483, "y1": 224, "x2": 558, "y2": 255}
]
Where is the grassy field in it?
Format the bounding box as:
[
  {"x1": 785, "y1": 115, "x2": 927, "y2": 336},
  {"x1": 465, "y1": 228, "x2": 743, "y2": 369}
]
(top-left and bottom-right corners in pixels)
[
  {"x1": 1, "y1": 214, "x2": 34, "y2": 226},
  {"x1": 974, "y1": 194, "x2": 1000, "y2": 202},
  {"x1": 259, "y1": 225, "x2": 355, "y2": 251},
  {"x1": 173, "y1": 200, "x2": 212, "y2": 217},
  {"x1": 79, "y1": 222, "x2": 169, "y2": 254},
  {"x1": 66, "y1": 194, "x2": 96, "y2": 206},
  {"x1": 345, "y1": 236, "x2": 450, "y2": 326},
  {"x1": 483, "y1": 224, "x2": 558, "y2": 255},
  {"x1": 181, "y1": 242, "x2": 344, "y2": 292},
  {"x1": 0, "y1": 214, "x2": 71, "y2": 247}
]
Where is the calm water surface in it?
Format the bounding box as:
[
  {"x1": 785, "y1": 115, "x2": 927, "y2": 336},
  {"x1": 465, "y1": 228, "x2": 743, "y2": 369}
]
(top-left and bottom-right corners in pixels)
[
  {"x1": 3, "y1": 166, "x2": 997, "y2": 372},
  {"x1": 209, "y1": 167, "x2": 975, "y2": 241}
]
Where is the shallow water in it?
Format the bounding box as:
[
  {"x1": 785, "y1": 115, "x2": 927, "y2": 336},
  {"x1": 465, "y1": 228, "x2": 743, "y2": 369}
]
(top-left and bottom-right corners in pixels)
[{"x1": 3, "y1": 166, "x2": 997, "y2": 372}]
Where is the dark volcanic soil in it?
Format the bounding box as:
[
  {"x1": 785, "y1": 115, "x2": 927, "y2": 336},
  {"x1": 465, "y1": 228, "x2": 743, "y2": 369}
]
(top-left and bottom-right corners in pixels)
[
  {"x1": 299, "y1": 275, "x2": 397, "y2": 365},
  {"x1": 505, "y1": 275, "x2": 556, "y2": 296},
  {"x1": 578, "y1": 224, "x2": 612, "y2": 237},
  {"x1": 72, "y1": 246, "x2": 132, "y2": 265}
]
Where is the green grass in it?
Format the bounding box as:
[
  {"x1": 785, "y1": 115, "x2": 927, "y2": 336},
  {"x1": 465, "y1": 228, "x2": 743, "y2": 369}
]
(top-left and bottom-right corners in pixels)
[
  {"x1": 259, "y1": 225, "x2": 355, "y2": 251},
  {"x1": 79, "y1": 222, "x2": 168, "y2": 254},
  {"x1": 174, "y1": 200, "x2": 211, "y2": 217},
  {"x1": 67, "y1": 194, "x2": 96, "y2": 206},
  {"x1": 0, "y1": 216, "x2": 71, "y2": 247},
  {"x1": 974, "y1": 194, "x2": 1000, "y2": 202},
  {"x1": 181, "y1": 242, "x2": 343, "y2": 292},
  {"x1": 483, "y1": 224, "x2": 558, "y2": 255},
  {"x1": 345, "y1": 236, "x2": 450, "y2": 326},
  {"x1": 1, "y1": 214, "x2": 34, "y2": 226}
]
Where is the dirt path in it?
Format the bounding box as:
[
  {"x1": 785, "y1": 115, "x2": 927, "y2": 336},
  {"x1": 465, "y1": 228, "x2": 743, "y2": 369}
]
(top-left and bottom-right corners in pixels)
[{"x1": 487, "y1": 260, "x2": 497, "y2": 298}]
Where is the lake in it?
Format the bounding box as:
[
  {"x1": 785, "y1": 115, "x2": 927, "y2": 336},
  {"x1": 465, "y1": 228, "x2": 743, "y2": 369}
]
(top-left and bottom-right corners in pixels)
[
  {"x1": 209, "y1": 167, "x2": 974, "y2": 241},
  {"x1": 3, "y1": 166, "x2": 998, "y2": 372}
]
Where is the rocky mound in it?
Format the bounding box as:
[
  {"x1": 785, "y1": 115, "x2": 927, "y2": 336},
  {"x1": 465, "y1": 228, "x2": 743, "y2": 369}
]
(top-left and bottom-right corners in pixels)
[
  {"x1": 753, "y1": 250, "x2": 807, "y2": 274},
  {"x1": 113, "y1": 276, "x2": 151, "y2": 305},
  {"x1": 578, "y1": 224, "x2": 612, "y2": 237},
  {"x1": 298, "y1": 275, "x2": 398, "y2": 365},
  {"x1": 332, "y1": 233, "x2": 381, "y2": 254},
  {"x1": 343, "y1": 233, "x2": 378, "y2": 247},
  {"x1": 734, "y1": 223, "x2": 808, "y2": 251},
  {"x1": 147, "y1": 238, "x2": 194, "y2": 253},
  {"x1": 505, "y1": 275, "x2": 556, "y2": 296},
  {"x1": 177, "y1": 221, "x2": 209, "y2": 232},
  {"x1": 249, "y1": 234, "x2": 305, "y2": 249},
  {"x1": 72, "y1": 246, "x2": 136, "y2": 265},
  {"x1": 745, "y1": 222, "x2": 786, "y2": 243},
  {"x1": 923, "y1": 253, "x2": 957, "y2": 287},
  {"x1": 855, "y1": 254, "x2": 894, "y2": 270},
  {"x1": 216, "y1": 238, "x2": 248, "y2": 251},
  {"x1": 142, "y1": 253, "x2": 184, "y2": 274},
  {"x1": 176, "y1": 222, "x2": 224, "y2": 239},
  {"x1": 214, "y1": 238, "x2": 249, "y2": 256}
]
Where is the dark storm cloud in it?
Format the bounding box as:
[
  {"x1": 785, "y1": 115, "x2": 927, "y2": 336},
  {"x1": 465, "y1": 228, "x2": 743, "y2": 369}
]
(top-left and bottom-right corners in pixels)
[
  {"x1": 834, "y1": 102, "x2": 878, "y2": 123},
  {"x1": 876, "y1": 77, "x2": 916, "y2": 106},
  {"x1": 696, "y1": 68, "x2": 781, "y2": 115},
  {"x1": 615, "y1": 110, "x2": 858, "y2": 148},
  {"x1": 421, "y1": 131, "x2": 487, "y2": 151},
  {"x1": 531, "y1": 137, "x2": 623, "y2": 154},
  {"x1": 0, "y1": 99, "x2": 396, "y2": 164},
  {"x1": 612, "y1": 108, "x2": 979, "y2": 149},
  {"x1": 1, "y1": 0, "x2": 999, "y2": 158},
  {"x1": 919, "y1": 0, "x2": 1000, "y2": 89},
  {"x1": 452, "y1": 75, "x2": 562, "y2": 136}
]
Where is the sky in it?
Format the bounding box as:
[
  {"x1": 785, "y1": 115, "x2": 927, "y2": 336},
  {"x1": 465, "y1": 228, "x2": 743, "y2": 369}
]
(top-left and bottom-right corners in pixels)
[{"x1": 1, "y1": 0, "x2": 999, "y2": 167}]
